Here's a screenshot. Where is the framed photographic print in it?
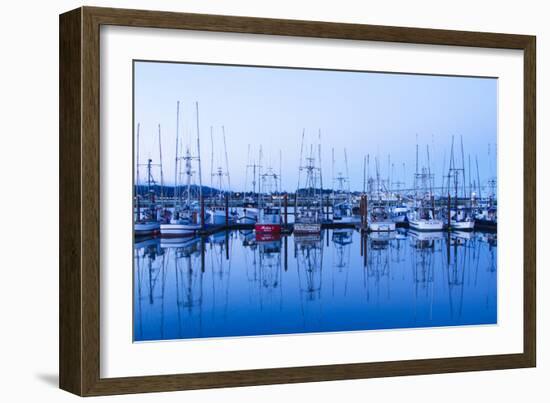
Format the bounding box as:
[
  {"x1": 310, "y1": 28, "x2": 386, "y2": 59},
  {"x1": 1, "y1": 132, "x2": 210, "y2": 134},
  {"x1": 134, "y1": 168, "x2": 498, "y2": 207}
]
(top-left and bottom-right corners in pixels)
[{"x1": 59, "y1": 6, "x2": 536, "y2": 396}]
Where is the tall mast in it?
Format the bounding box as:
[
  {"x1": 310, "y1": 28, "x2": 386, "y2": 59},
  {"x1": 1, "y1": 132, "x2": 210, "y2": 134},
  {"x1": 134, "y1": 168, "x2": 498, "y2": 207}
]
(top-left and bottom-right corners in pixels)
[
  {"x1": 331, "y1": 147, "x2": 335, "y2": 198},
  {"x1": 258, "y1": 146, "x2": 263, "y2": 209},
  {"x1": 210, "y1": 126, "x2": 214, "y2": 191},
  {"x1": 279, "y1": 149, "x2": 283, "y2": 193},
  {"x1": 222, "y1": 125, "x2": 230, "y2": 191},
  {"x1": 344, "y1": 148, "x2": 351, "y2": 204},
  {"x1": 297, "y1": 128, "x2": 305, "y2": 191},
  {"x1": 136, "y1": 123, "x2": 141, "y2": 221},
  {"x1": 174, "y1": 102, "x2": 180, "y2": 210},
  {"x1": 195, "y1": 102, "x2": 203, "y2": 208},
  {"x1": 362, "y1": 155, "x2": 366, "y2": 194},
  {"x1": 318, "y1": 129, "x2": 323, "y2": 213},
  {"x1": 460, "y1": 135, "x2": 466, "y2": 198},
  {"x1": 158, "y1": 124, "x2": 164, "y2": 208}
]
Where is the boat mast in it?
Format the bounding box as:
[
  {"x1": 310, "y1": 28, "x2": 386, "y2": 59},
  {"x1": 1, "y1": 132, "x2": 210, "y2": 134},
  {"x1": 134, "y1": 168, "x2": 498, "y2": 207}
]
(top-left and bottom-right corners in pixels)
[
  {"x1": 210, "y1": 126, "x2": 214, "y2": 193},
  {"x1": 460, "y1": 135, "x2": 466, "y2": 199},
  {"x1": 362, "y1": 155, "x2": 366, "y2": 194},
  {"x1": 158, "y1": 124, "x2": 164, "y2": 209},
  {"x1": 195, "y1": 102, "x2": 203, "y2": 212},
  {"x1": 222, "y1": 126, "x2": 230, "y2": 192},
  {"x1": 174, "y1": 102, "x2": 180, "y2": 212},
  {"x1": 136, "y1": 123, "x2": 141, "y2": 222},
  {"x1": 318, "y1": 129, "x2": 323, "y2": 216},
  {"x1": 344, "y1": 148, "x2": 351, "y2": 205}
]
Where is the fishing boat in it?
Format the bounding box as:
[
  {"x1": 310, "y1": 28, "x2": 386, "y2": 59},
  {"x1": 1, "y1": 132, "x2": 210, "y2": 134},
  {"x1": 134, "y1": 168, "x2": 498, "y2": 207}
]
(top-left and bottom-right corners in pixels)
[
  {"x1": 207, "y1": 126, "x2": 238, "y2": 225},
  {"x1": 409, "y1": 142, "x2": 444, "y2": 231},
  {"x1": 408, "y1": 211, "x2": 444, "y2": 231},
  {"x1": 366, "y1": 156, "x2": 396, "y2": 232},
  {"x1": 390, "y1": 205, "x2": 409, "y2": 225},
  {"x1": 443, "y1": 135, "x2": 476, "y2": 231},
  {"x1": 475, "y1": 205, "x2": 497, "y2": 230},
  {"x1": 254, "y1": 150, "x2": 283, "y2": 236},
  {"x1": 134, "y1": 123, "x2": 164, "y2": 236},
  {"x1": 294, "y1": 131, "x2": 323, "y2": 234},
  {"x1": 239, "y1": 145, "x2": 261, "y2": 224},
  {"x1": 240, "y1": 207, "x2": 259, "y2": 224},
  {"x1": 368, "y1": 205, "x2": 396, "y2": 232},
  {"x1": 160, "y1": 101, "x2": 205, "y2": 237},
  {"x1": 331, "y1": 149, "x2": 361, "y2": 225}
]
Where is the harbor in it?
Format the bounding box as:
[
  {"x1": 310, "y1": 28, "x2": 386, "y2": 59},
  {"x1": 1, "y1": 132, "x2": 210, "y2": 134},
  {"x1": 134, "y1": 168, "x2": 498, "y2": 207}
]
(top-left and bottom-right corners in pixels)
[{"x1": 134, "y1": 103, "x2": 498, "y2": 239}]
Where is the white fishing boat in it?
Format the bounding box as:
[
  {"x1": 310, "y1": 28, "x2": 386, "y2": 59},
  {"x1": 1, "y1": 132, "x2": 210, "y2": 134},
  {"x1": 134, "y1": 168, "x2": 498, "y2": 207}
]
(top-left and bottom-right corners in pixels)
[
  {"x1": 160, "y1": 101, "x2": 205, "y2": 237},
  {"x1": 294, "y1": 130, "x2": 323, "y2": 235},
  {"x1": 390, "y1": 206, "x2": 409, "y2": 224},
  {"x1": 240, "y1": 207, "x2": 259, "y2": 224},
  {"x1": 408, "y1": 217, "x2": 444, "y2": 231},
  {"x1": 368, "y1": 206, "x2": 396, "y2": 232},
  {"x1": 208, "y1": 207, "x2": 238, "y2": 225},
  {"x1": 330, "y1": 149, "x2": 360, "y2": 224},
  {"x1": 450, "y1": 219, "x2": 475, "y2": 230},
  {"x1": 134, "y1": 123, "x2": 164, "y2": 236},
  {"x1": 443, "y1": 135, "x2": 476, "y2": 231},
  {"x1": 254, "y1": 154, "x2": 283, "y2": 236},
  {"x1": 135, "y1": 221, "x2": 160, "y2": 235},
  {"x1": 408, "y1": 141, "x2": 444, "y2": 231}
]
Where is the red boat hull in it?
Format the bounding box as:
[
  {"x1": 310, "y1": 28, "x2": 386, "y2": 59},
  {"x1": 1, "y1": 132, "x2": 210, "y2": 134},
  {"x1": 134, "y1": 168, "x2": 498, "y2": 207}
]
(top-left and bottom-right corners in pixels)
[{"x1": 254, "y1": 223, "x2": 281, "y2": 235}]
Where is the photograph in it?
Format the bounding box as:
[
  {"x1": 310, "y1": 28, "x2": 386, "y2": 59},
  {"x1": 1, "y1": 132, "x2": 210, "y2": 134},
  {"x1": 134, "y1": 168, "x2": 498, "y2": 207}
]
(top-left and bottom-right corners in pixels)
[{"x1": 132, "y1": 60, "x2": 498, "y2": 342}]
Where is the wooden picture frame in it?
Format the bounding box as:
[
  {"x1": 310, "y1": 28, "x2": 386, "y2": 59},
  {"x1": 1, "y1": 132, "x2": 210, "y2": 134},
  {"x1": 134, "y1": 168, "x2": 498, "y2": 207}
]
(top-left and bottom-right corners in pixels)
[{"x1": 59, "y1": 6, "x2": 536, "y2": 396}]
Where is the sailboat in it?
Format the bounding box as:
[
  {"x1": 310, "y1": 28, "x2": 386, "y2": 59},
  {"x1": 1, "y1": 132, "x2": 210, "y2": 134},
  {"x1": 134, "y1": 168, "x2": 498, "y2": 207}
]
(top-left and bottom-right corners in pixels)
[{"x1": 160, "y1": 101, "x2": 205, "y2": 237}]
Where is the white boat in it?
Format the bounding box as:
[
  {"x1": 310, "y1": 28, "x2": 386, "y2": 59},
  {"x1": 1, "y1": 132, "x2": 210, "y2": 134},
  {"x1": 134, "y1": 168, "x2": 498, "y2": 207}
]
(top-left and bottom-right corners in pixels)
[
  {"x1": 208, "y1": 208, "x2": 238, "y2": 225},
  {"x1": 294, "y1": 222, "x2": 322, "y2": 234},
  {"x1": 368, "y1": 206, "x2": 396, "y2": 232},
  {"x1": 134, "y1": 221, "x2": 160, "y2": 235},
  {"x1": 450, "y1": 219, "x2": 475, "y2": 230},
  {"x1": 369, "y1": 221, "x2": 396, "y2": 232},
  {"x1": 390, "y1": 206, "x2": 409, "y2": 224},
  {"x1": 239, "y1": 207, "x2": 259, "y2": 224},
  {"x1": 160, "y1": 221, "x2": 201, "y2": 236},
  {"x1": 409, "y1": 219, "x2": 444, "y2": 231}
]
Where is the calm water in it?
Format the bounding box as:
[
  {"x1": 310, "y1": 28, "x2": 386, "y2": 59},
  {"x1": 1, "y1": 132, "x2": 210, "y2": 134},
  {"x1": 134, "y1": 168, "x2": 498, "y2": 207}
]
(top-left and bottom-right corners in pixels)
[{"x1": 133, "y1": 229, "x2": 497, "y2": 341}]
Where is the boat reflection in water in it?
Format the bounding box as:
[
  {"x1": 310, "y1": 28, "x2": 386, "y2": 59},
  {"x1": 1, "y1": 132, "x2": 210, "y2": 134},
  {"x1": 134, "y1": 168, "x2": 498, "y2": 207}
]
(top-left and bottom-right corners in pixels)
[{"x1": 134, "y1": 228, "x2": 497, "y2": 341}]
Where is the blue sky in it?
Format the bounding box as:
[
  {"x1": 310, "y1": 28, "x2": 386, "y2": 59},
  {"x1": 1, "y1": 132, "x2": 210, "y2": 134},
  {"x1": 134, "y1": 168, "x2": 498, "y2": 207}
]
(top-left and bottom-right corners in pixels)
[{"x1": 134, "y1": 61, "x2": 497, "y2": 192}]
